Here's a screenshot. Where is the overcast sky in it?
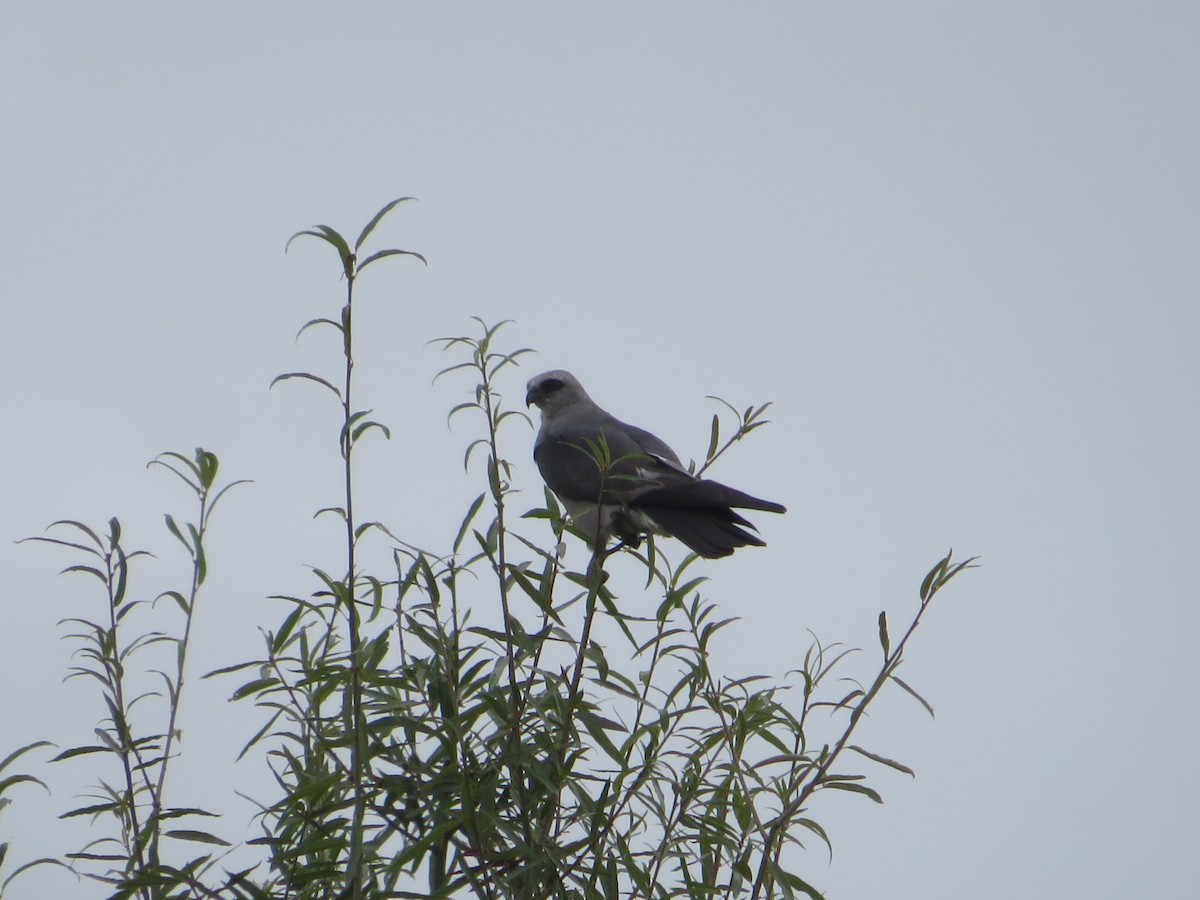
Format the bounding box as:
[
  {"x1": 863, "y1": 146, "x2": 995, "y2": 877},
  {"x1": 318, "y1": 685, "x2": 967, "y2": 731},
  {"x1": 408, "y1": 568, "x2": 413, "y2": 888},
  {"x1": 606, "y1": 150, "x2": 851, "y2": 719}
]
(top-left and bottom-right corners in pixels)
[{"x1": 2, "y1": 4, "x2": 1197, "y2": 898}]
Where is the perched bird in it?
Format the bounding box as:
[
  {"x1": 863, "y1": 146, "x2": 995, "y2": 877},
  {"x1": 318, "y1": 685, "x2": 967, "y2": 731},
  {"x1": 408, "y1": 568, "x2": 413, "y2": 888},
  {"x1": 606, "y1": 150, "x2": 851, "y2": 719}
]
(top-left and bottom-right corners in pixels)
[{"x1": 525, "y1": 370, "x2": 786, "y2": 559}]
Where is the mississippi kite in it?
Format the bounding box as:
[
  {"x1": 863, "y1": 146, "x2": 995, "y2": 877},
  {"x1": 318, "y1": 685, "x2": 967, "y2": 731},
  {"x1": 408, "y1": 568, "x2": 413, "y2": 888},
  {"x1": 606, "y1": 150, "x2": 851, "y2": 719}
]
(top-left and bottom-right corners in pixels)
[{"x1": 525, "y1": 370, "x2": 786, "y2": 559}]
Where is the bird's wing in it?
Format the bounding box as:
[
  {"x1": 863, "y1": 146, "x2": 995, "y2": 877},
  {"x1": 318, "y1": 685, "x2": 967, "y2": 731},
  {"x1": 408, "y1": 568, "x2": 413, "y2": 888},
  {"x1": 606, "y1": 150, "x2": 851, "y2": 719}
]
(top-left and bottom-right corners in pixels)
[
  {"x1": 629, "y1": 479, "x2": 786, "y2": 558},
  {"x1": 534, "y1": 416, "x2": 691, "y2": 505},
  {"x1": 528, "y1": 375, "x2": 787, "y2": 558},
  {"x1": 635, "y1": 480, "x2": 787, "y2": 514}
]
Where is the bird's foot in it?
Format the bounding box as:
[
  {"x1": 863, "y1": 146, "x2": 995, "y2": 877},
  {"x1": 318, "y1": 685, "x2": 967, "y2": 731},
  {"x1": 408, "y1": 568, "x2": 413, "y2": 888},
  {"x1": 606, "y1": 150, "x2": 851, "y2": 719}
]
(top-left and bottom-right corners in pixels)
[{"x1": 585, "y1": 556, "x2": 611, "y2": 585}]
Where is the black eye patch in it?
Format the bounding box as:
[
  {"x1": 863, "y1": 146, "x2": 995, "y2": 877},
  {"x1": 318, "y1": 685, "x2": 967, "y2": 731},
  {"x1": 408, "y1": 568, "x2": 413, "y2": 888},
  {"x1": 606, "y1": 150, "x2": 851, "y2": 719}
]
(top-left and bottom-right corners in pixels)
[{"x1": 542, "y1": 378, "x2": 565, "y2": 393}]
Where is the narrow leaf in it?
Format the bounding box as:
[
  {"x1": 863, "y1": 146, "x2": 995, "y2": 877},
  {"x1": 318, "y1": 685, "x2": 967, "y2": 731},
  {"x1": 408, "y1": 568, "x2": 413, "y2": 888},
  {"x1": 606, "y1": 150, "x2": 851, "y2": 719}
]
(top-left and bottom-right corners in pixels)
[
  {"x1": 820, "y1": 781, "x2": 884, "y2": 803},
  {"x1": 0, "y1": 741, "x2": 52, "y2": 775},
  {"x1": 269, "y1": 372, "x2": 342, "y2": 400},
  {"x1": 891, "y1": 674, "x2": 936, "y2": 718},
  {"x1": 454, "y1": 493, "x2": 487, "y2": 553},
  {"x1": 354, "y1": 197, "x2": 415, "y2": 250},
  {"x1": 164, "y1": 515, "x2": 190, "y2": 552},
  {"x1": 849, "y1": 744, "x2": 916, "y2": 776},
  {"x1": 920, "y1": 550, "x2": 953, "y2": 601},
  {"x1": 357, "y1": 248, "x2": 428, "y2": 271},
  {"x1": 165, "y1": 829, "x2": 231, "y2": 846}
]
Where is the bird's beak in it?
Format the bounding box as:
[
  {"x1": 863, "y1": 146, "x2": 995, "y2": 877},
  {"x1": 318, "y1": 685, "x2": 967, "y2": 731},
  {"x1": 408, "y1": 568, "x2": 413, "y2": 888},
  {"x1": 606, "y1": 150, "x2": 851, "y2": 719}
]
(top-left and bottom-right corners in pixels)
[{"x1": 525, "y1": 386, "x2": 537, "y2": 407}]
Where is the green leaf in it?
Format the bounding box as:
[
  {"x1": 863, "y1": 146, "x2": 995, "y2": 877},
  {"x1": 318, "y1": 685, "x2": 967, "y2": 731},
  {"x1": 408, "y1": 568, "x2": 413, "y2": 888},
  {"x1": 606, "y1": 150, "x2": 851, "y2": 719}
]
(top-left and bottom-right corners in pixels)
[
  {"x1": 287, "y1": 225, "x2": 353, "y2": 276},
  {"x1": 284, "y1": 229, "x2": 323, "y2": 252},
  {"x1": 295, "y1": 316, "x2": 344, "y2": 341},
  {"x1": 454, "y1": 493, "x2": 486, "y2": 553},
  {"x1": 196, "y1": 541, "x2": 207, "y2": 585},
  {"x1": 354, "y1": 196, "x2": 415, "y2": 250},
  {"x1": 0, "y1": 741, "x2": 52, "y2": 775},
  {"x1": 821, "y1": 780, "x2": 884, "y2": 803},
  {"x1": 849, "y1": 744, "x2": 915, "y2": 776},
  {"x1": 351, "y1": 420, "x2": 391, "y2": 442},
  {"x1": 920, "y1": 549, "x2": 953, "y2": 601},
  {"x1": 59, "y1": 564, "x2": 107, "y2": 584},
  {"x1": 164, "y1": 514, "x2": 190, "y2": 552},
  {"x1": 157, "y1": 590, "x2": 189, "y2": 614},
  {"x1": 795, "y1": 817, "x2": 833, "y2": 859},
  {"x1": 891, "y1": 674, "x2": 936, "y2": 718},
  {"x1": 357, "y1": 248, "x2": 428, "y2": 271},
  {"x1": 49, "y1": 519, "x2": 103, "y2": 547},
  {"x1": 50, "y1": 745, "x2": 108, "y2": 762},
  {"x1": 61, "y1": 801, "x2": 120, "y2": 818},
  {"x1": 196, "y1": 447, "x2": 219, "y2": 489},
  {"x1": 231, "y1": 678, "x2": 278, "y2": 701},
  {"x1": 148, "y1": 452, "x2": 202, "y2": 492},
  {"x1": 0, "y1": 773, "x2": 47, "y2": 795},
  {"x1": 18, "y1": 534, "x2": 100, "y2": 556},
  {"x1": 111, "y1": 543, "x2": 128, "y2": 605},
  {"x1": 149, "y1": 806, "x2": 219, "y2": 821},
  {"x1": 877, "y1": 610, "x2": 890, "y2": 657},
  {"x1": 462, "y1": 437, "x2": 488, "y2": 471},
  {"x1": 271, "y1": 605, "x2": 305, "y2": 653},
  {"x1": 165, "y1": 829, "x2": 231, "y2": 846},
  {"x1": 446, "y1": 400, "x2": 477, "y2": 426},
  {"x1": 269, "y1": 371, "x2": 343, "y2": 400},
  {"x1": 508, "y1": 566, "x2": 559, "y2": 620},
  {"x1": 208, "y1": 478, "x2": 251, "y2": 516},
  {"x1": 766, "y1": 861, "x2": 825, "y2": 900},
  {"x1": 577, "y1": 708, "x2": 626, "y2": 765}
]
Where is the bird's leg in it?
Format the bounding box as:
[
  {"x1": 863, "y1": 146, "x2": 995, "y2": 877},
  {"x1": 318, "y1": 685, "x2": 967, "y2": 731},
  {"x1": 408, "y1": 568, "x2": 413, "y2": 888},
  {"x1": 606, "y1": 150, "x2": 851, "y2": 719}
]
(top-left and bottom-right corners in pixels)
[
  {"x1": 610, "y1": 509, "x2": 645, "y2": 551},
  {"x1": 585, "y1": 554, "x2": 609, "y2": 584},
  {"x1": 600, "y1": 531, "x2": 645, "y2": 566}
]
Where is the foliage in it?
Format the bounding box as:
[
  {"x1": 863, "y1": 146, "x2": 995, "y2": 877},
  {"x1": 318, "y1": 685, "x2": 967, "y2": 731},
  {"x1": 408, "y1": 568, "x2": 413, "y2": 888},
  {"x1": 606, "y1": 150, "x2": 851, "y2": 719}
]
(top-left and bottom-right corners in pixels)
[
  {"x1": 8, "y1": 451, "x2": 247, "y2": 897},
  {"x1": 8, "y1": 200, "x2": 974, "y2": 899}
]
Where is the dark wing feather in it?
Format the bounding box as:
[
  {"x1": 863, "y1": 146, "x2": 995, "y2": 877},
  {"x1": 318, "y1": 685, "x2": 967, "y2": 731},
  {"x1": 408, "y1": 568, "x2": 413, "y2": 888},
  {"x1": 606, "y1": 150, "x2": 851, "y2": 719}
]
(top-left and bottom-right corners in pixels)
[
  {"x1": 619, "y1": 421, "x2": 686, "y2": 469},
  {"x1": 534, "y1": 418, "x2": 691, "y2": 504},
  {"x1": 534, "y1": 438, "x2": 605, "y2": 503},
  {"x1": 633, "y1": 479, "x2": 787, "y2": 514},
  {"x1": 535, "y1": 413, "x2": 786, "y2": 557},
  {"x1": 630, "y1": 479, "x2": 786, "y2": 558},
  {"x1": 635, "y1": 505, "x2": 766, "y2": 558}
]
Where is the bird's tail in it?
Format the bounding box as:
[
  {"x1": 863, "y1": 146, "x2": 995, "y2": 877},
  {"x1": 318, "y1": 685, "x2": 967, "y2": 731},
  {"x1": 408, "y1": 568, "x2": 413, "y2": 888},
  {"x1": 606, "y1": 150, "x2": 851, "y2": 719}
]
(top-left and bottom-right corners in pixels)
[
  {"x1": 635, "y1": 479, "x2": 787, "y2": 514},
  {"x1": 632, "y1": 478, "x2": 786, "y2": 558},
  {"x1": 635, "y1": 506, "x2": 761, "y2": 558}
]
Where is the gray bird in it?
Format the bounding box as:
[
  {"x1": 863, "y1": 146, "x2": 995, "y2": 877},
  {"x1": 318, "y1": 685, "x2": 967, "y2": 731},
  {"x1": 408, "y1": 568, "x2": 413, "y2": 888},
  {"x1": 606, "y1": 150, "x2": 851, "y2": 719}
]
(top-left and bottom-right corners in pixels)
[{"x1": 525, "y1": 370, "x2": 786, "y2": 559}]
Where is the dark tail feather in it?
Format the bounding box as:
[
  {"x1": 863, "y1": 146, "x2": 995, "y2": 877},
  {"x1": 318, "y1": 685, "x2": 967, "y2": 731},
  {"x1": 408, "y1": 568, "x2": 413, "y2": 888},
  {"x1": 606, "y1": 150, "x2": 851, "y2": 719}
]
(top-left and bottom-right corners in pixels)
[
  {"x1": 639, "y1": 506, "x2": 767, "y2": 559},
  {"x1": 630, "y1": 479, "x2": 785, "y2": 557},
  {"x1": 638, "y1": 480, "x2": 787, "y2": 514}
]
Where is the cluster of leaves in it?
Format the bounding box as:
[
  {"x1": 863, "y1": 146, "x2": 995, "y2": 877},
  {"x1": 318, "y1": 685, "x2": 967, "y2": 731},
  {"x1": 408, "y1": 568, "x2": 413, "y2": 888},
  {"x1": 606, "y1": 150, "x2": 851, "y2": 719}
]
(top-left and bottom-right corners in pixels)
[
  {"x1": 6, "y1": 451, "x2": 246, "y2": 897},
  {"x1": 5, "y1": 200, "x2": 973, "y2": 899}
]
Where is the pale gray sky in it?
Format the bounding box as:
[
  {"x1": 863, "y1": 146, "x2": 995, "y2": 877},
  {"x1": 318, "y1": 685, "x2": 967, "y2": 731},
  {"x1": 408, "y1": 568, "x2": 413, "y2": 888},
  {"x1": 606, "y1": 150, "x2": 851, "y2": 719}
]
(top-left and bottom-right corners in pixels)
[{"x1": 2, "y1": 4, "x2": 1197, "y2": 898}]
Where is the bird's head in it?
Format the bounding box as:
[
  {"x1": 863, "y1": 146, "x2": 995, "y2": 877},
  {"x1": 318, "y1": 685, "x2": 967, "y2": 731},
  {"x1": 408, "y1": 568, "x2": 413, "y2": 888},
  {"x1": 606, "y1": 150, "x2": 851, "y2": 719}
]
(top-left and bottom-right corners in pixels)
[{"x1": 525, "y1": 369, "x2": 591, "y2": 415}]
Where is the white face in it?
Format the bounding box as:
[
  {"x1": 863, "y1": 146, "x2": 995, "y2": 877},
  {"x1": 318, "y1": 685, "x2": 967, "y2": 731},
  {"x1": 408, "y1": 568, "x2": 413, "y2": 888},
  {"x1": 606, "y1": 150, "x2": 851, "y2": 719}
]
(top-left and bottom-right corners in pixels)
[{"x1": 526, "y1": 370, "x2": 585, "y2": 412}]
